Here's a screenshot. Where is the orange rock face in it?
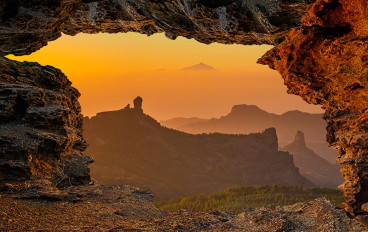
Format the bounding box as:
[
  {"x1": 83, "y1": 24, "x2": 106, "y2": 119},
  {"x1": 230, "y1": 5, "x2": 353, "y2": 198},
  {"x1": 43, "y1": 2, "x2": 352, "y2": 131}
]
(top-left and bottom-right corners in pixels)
[{"x1": 259, "y1": 0, "x2": 368, "y2": 218}]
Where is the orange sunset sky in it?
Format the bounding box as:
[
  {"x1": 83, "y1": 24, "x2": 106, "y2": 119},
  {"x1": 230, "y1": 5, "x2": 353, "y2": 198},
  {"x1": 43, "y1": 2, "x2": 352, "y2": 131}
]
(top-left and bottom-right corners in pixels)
[{"x1": 8, "y1": 32, "x2": 323, "y2": 120}]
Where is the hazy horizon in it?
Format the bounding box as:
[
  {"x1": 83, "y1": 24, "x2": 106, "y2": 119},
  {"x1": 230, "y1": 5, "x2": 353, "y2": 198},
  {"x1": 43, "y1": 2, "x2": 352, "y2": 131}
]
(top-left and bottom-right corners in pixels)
[
  {"x1": 8, "y1": 32, "x2": 323, "y2": 120},
  {"x1": 89, "y1": 101, "x2": 324, "y2": 122}
]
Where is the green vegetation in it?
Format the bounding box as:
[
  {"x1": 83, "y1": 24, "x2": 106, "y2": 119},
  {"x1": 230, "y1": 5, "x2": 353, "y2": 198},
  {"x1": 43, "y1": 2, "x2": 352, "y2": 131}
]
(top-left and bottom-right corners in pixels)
[{"x1": 155, "y1": 185, "x2": 344, "y2": 214}]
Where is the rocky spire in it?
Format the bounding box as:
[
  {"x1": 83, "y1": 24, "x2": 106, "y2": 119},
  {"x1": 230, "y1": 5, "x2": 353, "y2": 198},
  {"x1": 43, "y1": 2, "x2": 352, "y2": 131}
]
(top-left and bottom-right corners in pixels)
[
  {"x1": 284, "y1": 131, "x2": 307, "y2": 152},
  {"x1": 293, "y1": 131, "x2": 307, "y2": 149},
  {"x1": 133, "y1": 96, "x2": 143, "y2": 112}
]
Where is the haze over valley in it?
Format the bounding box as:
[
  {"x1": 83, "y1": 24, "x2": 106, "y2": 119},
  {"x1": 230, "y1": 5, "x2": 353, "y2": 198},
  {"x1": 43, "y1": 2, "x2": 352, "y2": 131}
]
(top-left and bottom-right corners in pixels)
[
  {"x1": 84, "y1": 98, "x2": 342, "y2": 200},
  {"x1": 161, "y1": 104, "x2": 336, "y2": 163}
]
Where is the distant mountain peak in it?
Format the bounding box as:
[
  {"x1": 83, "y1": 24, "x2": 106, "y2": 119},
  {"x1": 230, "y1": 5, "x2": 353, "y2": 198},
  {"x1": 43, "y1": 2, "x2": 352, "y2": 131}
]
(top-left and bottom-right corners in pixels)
[
  {"x1": 230, "y1": 104, "x2": 267, "y2": 115},
  {"x1": 231, "y1": 104, "x2": 260, "y2": 111},
  {"x1": 182, "y1": 62, "x2": 216, "y2": 71}
]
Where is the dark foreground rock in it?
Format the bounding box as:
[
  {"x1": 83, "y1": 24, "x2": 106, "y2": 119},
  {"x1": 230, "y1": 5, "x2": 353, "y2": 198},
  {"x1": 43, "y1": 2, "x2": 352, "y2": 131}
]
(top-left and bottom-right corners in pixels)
[
  {"x1": 0, "y1": 57, "x2": 92, "y2": 192},
  {"x1": 0, "y1": 186, "x2": 364, "y2": 232}
]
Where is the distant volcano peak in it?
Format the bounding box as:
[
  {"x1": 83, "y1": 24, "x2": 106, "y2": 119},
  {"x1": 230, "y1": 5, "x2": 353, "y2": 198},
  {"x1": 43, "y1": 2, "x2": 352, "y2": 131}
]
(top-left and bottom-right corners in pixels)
[{"x1": 182, "y1": 63, "x2": 215, "y2": 71}]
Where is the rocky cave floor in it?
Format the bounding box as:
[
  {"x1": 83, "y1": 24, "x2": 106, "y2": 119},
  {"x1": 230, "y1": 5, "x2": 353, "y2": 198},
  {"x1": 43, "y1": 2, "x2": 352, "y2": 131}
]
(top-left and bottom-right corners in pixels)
[{"x1": 0, "y1": 185, "x2": 365, "y2": 232}]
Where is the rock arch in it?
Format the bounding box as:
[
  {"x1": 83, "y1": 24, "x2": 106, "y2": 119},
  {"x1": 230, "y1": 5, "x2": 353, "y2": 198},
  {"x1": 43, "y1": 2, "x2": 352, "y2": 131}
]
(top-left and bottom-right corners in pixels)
[{"x1": 0, "y1": 0, "x2": 367, "y2": 220}]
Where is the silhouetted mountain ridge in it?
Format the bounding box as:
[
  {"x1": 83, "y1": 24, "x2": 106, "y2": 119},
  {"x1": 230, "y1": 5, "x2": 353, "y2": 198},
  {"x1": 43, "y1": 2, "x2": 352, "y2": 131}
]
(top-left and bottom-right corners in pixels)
[
  {"x1": 161, "y1": 104, "x2": 336, "y2": 163},
  {"x1": 230, "y1": 104, "x2": 273, "y2": 116},
  {"x1": 84, "y1": 99, "x2": 313, "y2": 199}
]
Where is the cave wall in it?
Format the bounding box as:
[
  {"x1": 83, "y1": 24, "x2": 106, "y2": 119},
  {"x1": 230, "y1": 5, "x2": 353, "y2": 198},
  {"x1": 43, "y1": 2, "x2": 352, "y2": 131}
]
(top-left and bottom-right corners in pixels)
[
  {"x1": 258, "y1": 0, "x2": 368, "y2": 218},
  {"x1": 0, "y1": 57, "x2": 92, "y2": 192},
  {"x1": 0, "y1": 0, "x2": 367, "y2": 220}
]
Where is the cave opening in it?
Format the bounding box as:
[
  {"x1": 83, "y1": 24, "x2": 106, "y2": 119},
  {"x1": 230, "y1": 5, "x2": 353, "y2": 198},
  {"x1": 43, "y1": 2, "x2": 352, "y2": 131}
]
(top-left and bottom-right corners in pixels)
[
  {"x1": 8, "y1": 32, "x2": 323, "y2": 121},
  {"x1": 5, "y1": 31, "x2": 343, "y2": 202},
  {"x1": 1, "y1": 0, "x2": 368, "y2": 229}
]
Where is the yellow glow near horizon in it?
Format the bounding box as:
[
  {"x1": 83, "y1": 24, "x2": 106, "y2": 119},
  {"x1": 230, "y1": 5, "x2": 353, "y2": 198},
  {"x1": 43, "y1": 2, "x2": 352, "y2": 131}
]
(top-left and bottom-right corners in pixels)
[{"x1": 8, "y1": 32, "x2": 323, "y2": 120}]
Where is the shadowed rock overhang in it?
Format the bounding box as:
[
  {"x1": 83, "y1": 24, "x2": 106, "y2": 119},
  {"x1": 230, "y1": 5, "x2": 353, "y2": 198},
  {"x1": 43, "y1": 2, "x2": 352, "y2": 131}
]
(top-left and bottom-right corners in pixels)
[
  {"x1": 0, "y1": 0, "x2": 367, "y2": 224},
  {"x1": 0, "y1": 0, "x2": 312, "y2": 56}
]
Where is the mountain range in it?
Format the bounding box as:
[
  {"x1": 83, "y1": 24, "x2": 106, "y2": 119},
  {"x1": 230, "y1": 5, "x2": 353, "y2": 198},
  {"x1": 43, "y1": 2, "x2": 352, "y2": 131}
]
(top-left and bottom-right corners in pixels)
[
  {"x1": 83, "y1": 99, "x2": 312, "y2": 199},
  {"x1": 161, "y1": 104, "x2": 337, "y2": 163}
]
